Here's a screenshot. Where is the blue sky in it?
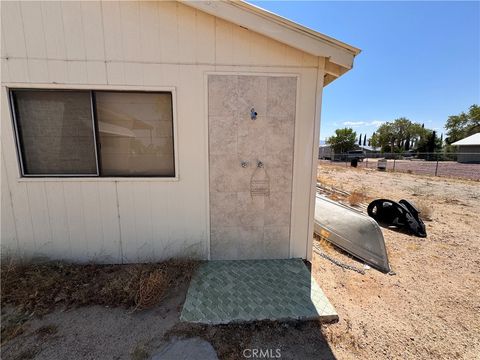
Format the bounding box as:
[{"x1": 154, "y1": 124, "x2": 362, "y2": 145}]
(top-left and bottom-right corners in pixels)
[{"x1": 250, "y1": 1, "x2": 480, "y2": 142}]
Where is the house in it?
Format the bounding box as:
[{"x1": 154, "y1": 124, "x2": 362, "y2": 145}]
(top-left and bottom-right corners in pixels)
[
  {"x1": 0, "y1": 1, "x2": 359, "y2": 263},
  {"x1": 318, "y1": 145, "x2": 334, "y2": 160},
  {"x1": 451, "y1": 133, "x2": 480, "y2": 163},
  {"x1": 319, "y1": 144, "x2": 379, "y2": 161},
  {"x1": 357, "y1": 145, "x2": 381, "y2": 156}
]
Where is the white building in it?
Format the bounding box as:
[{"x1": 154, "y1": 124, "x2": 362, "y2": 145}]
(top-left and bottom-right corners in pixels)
[
  {"x1": 451, "y1": 133, "x2": 480, "y2": 163},
  {"x1": 1, "y1": 1, "x2": 359, "y2": 263}
]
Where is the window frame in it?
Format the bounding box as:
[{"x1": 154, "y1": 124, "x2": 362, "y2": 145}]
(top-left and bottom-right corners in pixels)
[{"x1": 9, "y1": 86, "x2": 178, "y2": 180}]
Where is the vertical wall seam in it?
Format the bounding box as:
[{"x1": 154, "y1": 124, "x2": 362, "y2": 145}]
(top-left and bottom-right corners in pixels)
[
  {"x1": 37, "y1": 2, "x2": 50, "y2": 81},
  {"x1": 96, "y1": 183, "x2": 106, "y2": 260},
  {"x1": 1, "y1": 148, "x2": 20, "y2": 255},
  {"x1": 60, "y1": 183, "x2": 72, "y2": 258},
  {"x1": 99, "y1": 1, "x2": 108, "y2": 84},
  {"x1": 18, "y1": 2, "x2": 31, "y2": 82},
  {"x1": 114, "y1": 181, "x2": 123, "y2": 263},
  {"x1": 42, "y1": 182, "x2": 54, "y2": 254},
  {"x1": 24, "y1": 184, "x2": 36, "y2": 252}
]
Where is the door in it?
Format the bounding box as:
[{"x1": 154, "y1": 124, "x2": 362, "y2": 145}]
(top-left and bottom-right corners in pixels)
[{"x1": 208, "y1": 75, "x2": 297, "y2": 260}]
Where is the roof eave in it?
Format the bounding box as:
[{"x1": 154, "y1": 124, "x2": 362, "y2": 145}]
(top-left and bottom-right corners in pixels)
[{"x1": 182, "y1": 0, "x2": 360, "y2": 74}]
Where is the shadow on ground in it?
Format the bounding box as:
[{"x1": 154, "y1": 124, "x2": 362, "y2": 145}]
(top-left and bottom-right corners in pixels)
[{"x1": 167, "y1": 320, "x2": 336, "y2": 360}]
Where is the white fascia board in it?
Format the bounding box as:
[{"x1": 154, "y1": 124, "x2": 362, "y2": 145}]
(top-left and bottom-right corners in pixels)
[{"x1": 183, "y1": 0, "x2": 360, "y2": 69}]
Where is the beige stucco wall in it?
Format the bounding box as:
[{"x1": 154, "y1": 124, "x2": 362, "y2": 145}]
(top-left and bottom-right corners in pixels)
[{"x1": 0, "y1": 1, "x2": 324, "y2": 263}]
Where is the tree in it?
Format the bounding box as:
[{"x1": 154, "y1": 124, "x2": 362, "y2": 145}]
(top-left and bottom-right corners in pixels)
[
  {"x1": 370, "y1": 118, "x2": 428, "y2": 152},
  {"x1": 444, "y1": 104, "x2": 480, "y2": 144},
  {"x1": 327, "y1": 128, "x2": 357, "y2": 154},
  {"x1": 416, "y1": 129, "x2": 442, "y2": 155}
]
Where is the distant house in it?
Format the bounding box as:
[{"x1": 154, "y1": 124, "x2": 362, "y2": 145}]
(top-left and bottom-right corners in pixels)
[
  {"x1": 319, "y1": 145, "x2": 334, "y2": 160},
  {"x1": 318, "y1": 144, "x2": 380, "y2": 161},
  {"x1": 357, "y1": 145, "x2": 380, "y2": 156},
  {"x1": 451, "y1": 133, "x2": 480, "y2": 163}
]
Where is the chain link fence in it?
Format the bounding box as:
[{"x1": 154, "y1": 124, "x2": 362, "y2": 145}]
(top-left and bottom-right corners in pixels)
[{"x1": 319, "y1": 152, "x2": 480, "y2": 180}]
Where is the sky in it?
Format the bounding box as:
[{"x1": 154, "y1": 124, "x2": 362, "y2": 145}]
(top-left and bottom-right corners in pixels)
[{"x1": 250, "y1": 1, "x2": 480, "y2": 142}]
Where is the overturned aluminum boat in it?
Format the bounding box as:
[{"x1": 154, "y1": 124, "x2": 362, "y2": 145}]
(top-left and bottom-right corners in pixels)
[{"x1": 314, "y1": 195, "x2": 391, "y2": 273}]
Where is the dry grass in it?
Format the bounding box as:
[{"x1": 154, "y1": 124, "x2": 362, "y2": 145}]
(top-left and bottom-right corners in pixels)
[
  {"x1": 347, "y1": 187, "x2": 369, "y2": 206},
  {"x1": 1, "y1": 313, "x2": 30, "y2": 345},
  {"x1": 317, "y1": 175, "x2": 336, "y2": 188},
  {"x1": 135, "y1": 268, "x2": 169, "y2": 310},
  {"x1": 0, "y1": 259, "x2": 198, "y2": 315},
  {"x1": 415, "y1": 201, "x2": 433, "y2": 221},
  {"x1": 326, "y1": 193, "x2": 341, "y2": 202},
  {"x1": 131, "y1": 343, "x2": 149, "y2": 360},
  {"x1": 322, "y1": 319, "x2": 361, "y2": 353},
  {"x1": 35, "y1": 324, "x2": 58, "y2": 340},
  {"x1": 12, "y1": 348, "x2": 39, "y2": 360}
]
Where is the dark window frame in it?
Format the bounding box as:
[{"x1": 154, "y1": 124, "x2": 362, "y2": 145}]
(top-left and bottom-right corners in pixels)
[{"x1": 9, "y1": 88, "x2": 176, "y2": 178}]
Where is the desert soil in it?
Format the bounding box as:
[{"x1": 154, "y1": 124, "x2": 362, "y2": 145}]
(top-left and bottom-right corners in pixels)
[
  {"x1": 2, "y1": 162, "x2": 479, "y2": 360},
  {"x1": 315, "y1": 162, "x2": 480, "y2": 360}
]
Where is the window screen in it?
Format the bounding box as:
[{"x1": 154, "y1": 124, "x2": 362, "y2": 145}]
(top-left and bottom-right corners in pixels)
[
  {"x1": 11, "y1": 89, "x2": 175, "y2": 177},
  {"x1": 95, "y1": 91, "x2": 175, "y2": 176},
  {"x1": 11, "y1": 90, "x2": 97, "y2": 175}
]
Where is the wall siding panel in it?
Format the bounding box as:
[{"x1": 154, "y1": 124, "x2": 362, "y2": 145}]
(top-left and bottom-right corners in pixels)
[
  {"x1": 20, "y1": 1, "x2": 47, "y2": 59},
  {"x1": 27, "y1": 59, "x2": 49, "y2": 83},
  {"x1": 41, "y1": 1, "x2": 66, "y2": 60},
  {"x1": 195, "y1": 11, "x2": 215, "y2": 64},
  {"x1": 26, "y1": 182, "x2": 52, "y2": 257},
  {"x1": 1, "y1": 1, "x2": 27, "y2": 58},
  {"x1": 86, "y1": 61, "x2": 107, "y2": 85},
  {"x1": 81, "y1": 182, "x2": 105, "y2": 261},
  {"x1": 81, "y1": 2, "x2": 105, "y2": 61},
  {"x1": 1, "y1": 156, "x2": 18, "y2": 256},
  {"x1": 63, "y1": 182, "x2": 89, "y2": 262},
  {"x1": 44, "y1": 182, "x2": 72, "y2": 260},
  {"x1": 101, "y1": 1, "x2": 123, "y2": 61},
  {"x1": 48, "y1": 60, "x2": 68, "y2": 84},
  {"x1": 158, "y1": 1, "x2": 178, "y2": 64},
  {"x1": 139, "y1": 2, "x2": 162, "y2": 63},
  {"x1": 61, "y1": 2, "x2": 86, "y2": 60},
  {"x1": 5, "y1": 58, "x2": 29, "y2": 83},
  {"x1": 97, "y1": 182, "x2": 122, "y2": 263},
  {"x1": 1, "y1": 1, "x2": 324, "y2": 263},
  {"x1": 119, "y1": 2, "x2": 142, "y2": 63}
]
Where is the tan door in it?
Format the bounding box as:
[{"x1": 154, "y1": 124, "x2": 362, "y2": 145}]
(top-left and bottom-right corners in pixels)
[{"x1": 208, "y1": 75, "x2": 297, "y2": 260}]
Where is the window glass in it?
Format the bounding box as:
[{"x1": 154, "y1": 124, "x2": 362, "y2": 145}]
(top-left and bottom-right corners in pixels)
[
  {"x1": 95, "y1": 91, "x2": 175, "y2": 176},
  {"x1": 12, "y1": 90, "x2": 97, "y2": 175}
]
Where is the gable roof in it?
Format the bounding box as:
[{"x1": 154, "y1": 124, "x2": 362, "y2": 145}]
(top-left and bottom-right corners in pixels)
[
  {"x1": 451, "y1": 133, "x2": 480, "y2": 146},
  {"x1": 183, "y1": 1, "x2": 360, "y2": 85}
]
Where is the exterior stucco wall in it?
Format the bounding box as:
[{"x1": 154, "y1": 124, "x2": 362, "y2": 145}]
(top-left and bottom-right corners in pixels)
[{"x1": 1, "y1": 1, "x2": 324, "y2": 263}]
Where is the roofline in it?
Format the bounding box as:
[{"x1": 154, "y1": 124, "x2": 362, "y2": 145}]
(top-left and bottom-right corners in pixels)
[
  {"x1": 234, "y1": 1, "x2": 361, "y2": 56},
  {"x1": 451, "y1": 143, "x2": 480, "y2": 146},
  {"x1": 182, "y1": 0, "x2": 361, "y2": 71},
  {"x1": 451, "y1": 133, "x2": 480, "y2": 146}
]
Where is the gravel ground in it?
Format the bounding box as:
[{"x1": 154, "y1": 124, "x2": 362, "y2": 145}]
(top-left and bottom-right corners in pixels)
[{"x1": 315, "y1": 162, "x2": 480, "y2": 359}]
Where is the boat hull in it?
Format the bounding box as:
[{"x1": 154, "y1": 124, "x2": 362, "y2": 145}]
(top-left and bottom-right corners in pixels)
[{"x1": 314, "y1": 195, "x2": 391, "y2": 273}]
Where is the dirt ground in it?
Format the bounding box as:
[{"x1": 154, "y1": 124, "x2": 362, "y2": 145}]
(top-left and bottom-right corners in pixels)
[
  {"x1": 315, "y1": 162, "x2": 480, "y2": 360},
  {"x1": 1, "y1": 163, "x2": 479, "y2": 359}
]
